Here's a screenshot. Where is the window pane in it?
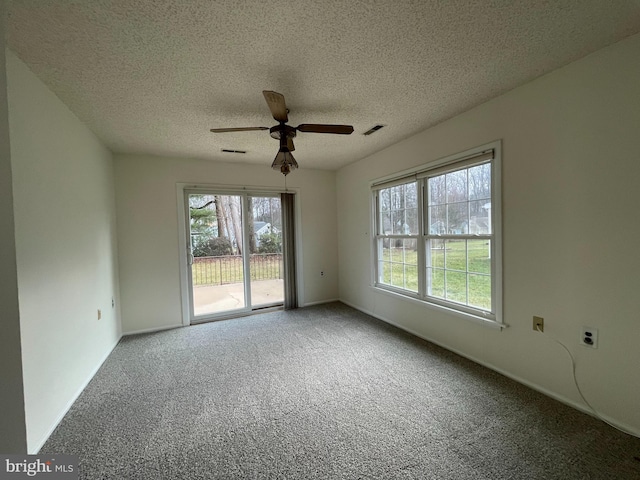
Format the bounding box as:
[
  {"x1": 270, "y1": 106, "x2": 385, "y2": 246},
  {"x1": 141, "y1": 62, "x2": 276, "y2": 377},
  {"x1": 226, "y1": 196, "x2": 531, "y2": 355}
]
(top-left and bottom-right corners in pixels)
[
  {"x1": 469, "y1": 200, "x2": 491, "y2": 234},
  {"x1": 405, "y1": 265, "x2": 418, "y2": 291},
  {"x1": 469, "y1": 274, "x2": 491, "y2": 310},
  {"x1": 428, "y1": 268, "x2": 444, "y2": 298},
  {"x1": 403, "y1": 183, "x2": 418, "y2": 233},
  {"x1": 469, "y1": 163, "x2": 491, "y2": 201},
  {"x1": 429, "y1": 205, "x2": 446, "y2": 234},
  {"x1": 390, "y1": 186, "x2": 402, "y2": 210},
  {"x1": 380, "y1": 209, "x2": 392, "y2": 235},
  {"x1": 391, "y1": 242, "x2": 404, "y2": 263},
  {"x1": 379, "y1": 239, "x2": 391, "y2": 284},
  {"x1": 391, "y1": 208, "x2": 418, "y2": 235},
  {"x1": 401, "y1": 238, "x2": 418, "y2": 272},
  {"x1": 405, "y1": 208, "x2": 418, "y2": 234},
  {"x1": 381, "y1": 261, "x2": 392, "y2": 284},
  {"x1": 444, "y1": 239, "x2": 466, "y2": 271},
  {"x1": 468, "y1": 240, "x2": 491, "y2": 274},
  {"x1": 391, "y1": 263, "x2": 404, "y2": 287},
  {"x1": 445, "y1": 270, "x2": 467, "y2": 304},
  {"x1": 390, "y1": 210, "x2": 401, "y2": 235},
  {"x1": 429, "y1": 175, "x2": 446, "y2": 205},
  {"x1": 380, "y1": 189, "x2": 391, "y2": 213},
  {"x1": 446, "y1": 170, "x2": 468, "y2": 203},
  {"x1": 429, "y1": 239, "x2": 445, "y2": 268},
  {"x1": 380, "y1": 182, "x2": 418, "y2": 235},
  {"x1": 447, "y1": 203, "x2": 468, "y2": 234},
  {"x1": 378, "y1": 238, "x2": 417, "y2": 292},
  {"x1": 405, "y1": 183, "x2": 418, "y2": 207}
]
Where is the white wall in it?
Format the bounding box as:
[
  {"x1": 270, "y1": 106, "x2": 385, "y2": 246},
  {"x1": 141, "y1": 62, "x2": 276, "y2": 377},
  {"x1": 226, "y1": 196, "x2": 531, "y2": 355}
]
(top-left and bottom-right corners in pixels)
[
  {"x1": 337, "y1": 33, "x2": 640, "y2": 434},
  {"x1": 0, "y1": 7, "x2": 28, "y2": 452},
  {"x1": 7, "y1": 51, "x2": 122, "y2": 453},
  {"x1": 114, "y1": 154, "x2": 338, "y2": 333}
]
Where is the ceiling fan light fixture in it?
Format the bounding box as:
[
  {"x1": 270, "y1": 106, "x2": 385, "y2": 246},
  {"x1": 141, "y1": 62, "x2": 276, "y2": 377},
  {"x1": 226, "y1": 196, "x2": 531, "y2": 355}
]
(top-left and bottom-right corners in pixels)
[{"x1": 271, "y1": 147, "x2": 298, "y2": 176}]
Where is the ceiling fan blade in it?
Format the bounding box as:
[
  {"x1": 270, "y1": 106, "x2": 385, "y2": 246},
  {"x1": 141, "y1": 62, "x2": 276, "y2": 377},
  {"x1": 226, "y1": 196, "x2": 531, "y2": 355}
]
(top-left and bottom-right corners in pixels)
[
  {"x1": 287, "y1": 137, "x2": 295, "y2": 152},
  {"x1": 263, "y1": 91, "x2": 288, "y2": 122},
  {"x1": 210, "y1": 127, "x2": 269, "y2": 133},
  {"x1": 296, "y1": 124, "x2": 354, "y2": 135}
]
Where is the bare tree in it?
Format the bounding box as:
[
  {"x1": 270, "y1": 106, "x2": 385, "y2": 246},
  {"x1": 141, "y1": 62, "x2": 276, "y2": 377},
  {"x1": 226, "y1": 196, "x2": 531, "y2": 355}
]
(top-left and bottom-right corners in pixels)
[
  {"x1": 227, "y1": 196, "x2": 243, "y2": 255},
  {"x1": 214, "y1": 196, "x2": 229, "y2": 239},
  {"x1": 247, "y1": 197, "x2": 257, "y2": 254}
]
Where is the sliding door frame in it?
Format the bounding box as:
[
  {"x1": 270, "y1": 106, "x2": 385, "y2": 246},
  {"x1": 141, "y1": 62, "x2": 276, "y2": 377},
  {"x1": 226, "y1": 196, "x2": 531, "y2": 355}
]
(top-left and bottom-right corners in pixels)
[{"x1": 176, "y1": 183, "x2": 302, "y2": 326}]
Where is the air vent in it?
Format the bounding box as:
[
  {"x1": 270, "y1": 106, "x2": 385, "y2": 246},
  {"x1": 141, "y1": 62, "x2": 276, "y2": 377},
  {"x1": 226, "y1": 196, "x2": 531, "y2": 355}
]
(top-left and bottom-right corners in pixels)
[
  {"x1": 363, "y1": 124, "x2": 385, "y2": 136},
  {"x1": 221, "y1": 149, "x2": 247, "y2": 154}
]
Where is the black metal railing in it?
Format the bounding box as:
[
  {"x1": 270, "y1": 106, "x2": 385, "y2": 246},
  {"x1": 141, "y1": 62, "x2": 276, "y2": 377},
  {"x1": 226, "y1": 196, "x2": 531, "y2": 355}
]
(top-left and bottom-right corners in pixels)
[{"x1": 192, "y1": 254, "x2": 283, "y2": 286}]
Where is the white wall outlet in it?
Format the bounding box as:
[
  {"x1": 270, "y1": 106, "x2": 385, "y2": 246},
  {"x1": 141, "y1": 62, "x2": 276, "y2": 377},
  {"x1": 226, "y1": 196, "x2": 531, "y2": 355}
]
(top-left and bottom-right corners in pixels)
[
  {"x1": 533, "y1": 316, "x2": 544, "y2": 332},
  {"x1": 581, "y1": 326, "x2": 598, "y2": 348}
]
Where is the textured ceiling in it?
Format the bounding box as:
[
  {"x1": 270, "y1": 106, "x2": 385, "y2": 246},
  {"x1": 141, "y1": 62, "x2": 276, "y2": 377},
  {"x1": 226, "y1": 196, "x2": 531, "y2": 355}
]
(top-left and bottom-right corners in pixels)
[{"x1": 6, "y1": 1, "x2": 640, "y2": 170}]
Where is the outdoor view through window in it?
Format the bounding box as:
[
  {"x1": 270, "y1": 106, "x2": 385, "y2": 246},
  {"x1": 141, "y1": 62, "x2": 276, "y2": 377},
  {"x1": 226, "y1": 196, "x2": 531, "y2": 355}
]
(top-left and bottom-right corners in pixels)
[{"x1": 373, "y1": 147, "x2": 500, "y2": 322}]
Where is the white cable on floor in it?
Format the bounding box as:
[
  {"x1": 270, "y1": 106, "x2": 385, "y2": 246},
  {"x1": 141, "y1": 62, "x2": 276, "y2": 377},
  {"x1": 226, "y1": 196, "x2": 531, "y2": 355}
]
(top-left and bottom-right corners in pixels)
[{"x1": 536, "y1": 325, "x2": 639, "y2": 438}]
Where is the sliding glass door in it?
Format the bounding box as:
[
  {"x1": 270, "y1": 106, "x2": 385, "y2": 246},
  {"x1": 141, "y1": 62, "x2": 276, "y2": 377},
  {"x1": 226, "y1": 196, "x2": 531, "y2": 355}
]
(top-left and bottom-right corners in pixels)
[
  {"x1": 186, "y1": 191, "x2": 284, "y2": 321},
  {"x1": 247, "y1": 196, "x2": 284, "y2": 309}
]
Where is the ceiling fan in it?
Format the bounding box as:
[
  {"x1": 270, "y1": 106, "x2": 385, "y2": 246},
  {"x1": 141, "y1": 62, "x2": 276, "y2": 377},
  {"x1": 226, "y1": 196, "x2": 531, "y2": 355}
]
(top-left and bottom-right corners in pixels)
[{"x1": 210, "y1": 91, "x2": 354, "y2": 176}]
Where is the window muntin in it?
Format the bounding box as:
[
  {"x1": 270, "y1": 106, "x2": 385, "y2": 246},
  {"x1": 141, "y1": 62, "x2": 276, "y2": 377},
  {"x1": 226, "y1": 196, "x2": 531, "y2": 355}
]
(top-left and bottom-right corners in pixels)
[{"x1": 373, "y1": 147, "x2": 500, "y2": 323}]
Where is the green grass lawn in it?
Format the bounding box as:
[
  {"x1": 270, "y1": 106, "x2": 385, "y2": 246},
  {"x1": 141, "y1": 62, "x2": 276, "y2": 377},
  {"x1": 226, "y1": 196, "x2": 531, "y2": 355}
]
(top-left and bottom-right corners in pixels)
[{"x1": 380, "y1": 239, "x2": 491, "y2": 310}]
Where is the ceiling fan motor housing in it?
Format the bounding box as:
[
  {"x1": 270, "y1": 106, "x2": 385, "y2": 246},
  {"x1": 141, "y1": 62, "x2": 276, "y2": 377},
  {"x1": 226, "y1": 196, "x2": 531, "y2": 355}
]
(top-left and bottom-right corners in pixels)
[{"x1": 269, "y1": 124, "x2": 297, "y2": 140}]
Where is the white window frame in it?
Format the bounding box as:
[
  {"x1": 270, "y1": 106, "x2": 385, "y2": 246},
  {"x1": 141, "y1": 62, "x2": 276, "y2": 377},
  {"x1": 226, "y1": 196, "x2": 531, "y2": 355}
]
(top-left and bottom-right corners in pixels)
[{"x1": 371, "y1": 141, "x2": 503, "y2": 327}]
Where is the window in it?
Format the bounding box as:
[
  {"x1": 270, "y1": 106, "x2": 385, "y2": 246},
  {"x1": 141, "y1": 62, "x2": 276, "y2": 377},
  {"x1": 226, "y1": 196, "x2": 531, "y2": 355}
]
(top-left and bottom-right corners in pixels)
[
  {"x1": 373, "y1": 144, "x2": 501, "y2": 324},
  {"x1": 377, "y1": 182, "x2": 419, "y2": 292}
]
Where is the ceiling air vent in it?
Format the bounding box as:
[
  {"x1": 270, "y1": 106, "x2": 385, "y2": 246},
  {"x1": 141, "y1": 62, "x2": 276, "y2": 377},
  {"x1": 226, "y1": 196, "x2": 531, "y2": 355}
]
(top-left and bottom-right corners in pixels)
[
  {"x1": 221, "y1": 149, "x2": 247, "y2": 154},
  {"x1": 363, "y1": 124, "x2": 385, "y2": 136}
]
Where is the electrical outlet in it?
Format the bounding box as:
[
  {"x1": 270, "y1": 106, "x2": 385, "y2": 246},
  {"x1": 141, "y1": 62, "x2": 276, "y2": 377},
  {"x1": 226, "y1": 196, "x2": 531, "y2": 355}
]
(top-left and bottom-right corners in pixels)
[
  {"x1": 581, "y1": 327, "x2": 598, "y2": 348},
  {"x1": 533, "y1": 316, "x2": 544, "y2": 332},
  {"x1": 320, "y1": 271, "x2": 325, "y2": 276}
]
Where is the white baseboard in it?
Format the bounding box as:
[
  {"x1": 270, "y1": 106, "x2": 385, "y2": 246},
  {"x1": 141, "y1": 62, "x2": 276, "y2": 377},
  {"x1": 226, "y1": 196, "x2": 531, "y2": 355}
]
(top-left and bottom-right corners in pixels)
[
  {"x1": 339, "y1": 298, "x2": 640, "y2": 438},
  {"x1": 32, "y1": 334, "x2": 122, "y2": 454},
  {"x1": 303, "y1": 298, "x2": 340, "y2": 307},
  {"x1": 123, "y1": 323, "x2": 183, "y2": 336}
]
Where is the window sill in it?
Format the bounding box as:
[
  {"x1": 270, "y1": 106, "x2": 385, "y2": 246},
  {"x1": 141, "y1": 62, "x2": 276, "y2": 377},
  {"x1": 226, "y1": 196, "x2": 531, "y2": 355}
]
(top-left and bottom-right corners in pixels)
[{"x1": 371, "y1": 285, "x2": 506, "y2": 330}]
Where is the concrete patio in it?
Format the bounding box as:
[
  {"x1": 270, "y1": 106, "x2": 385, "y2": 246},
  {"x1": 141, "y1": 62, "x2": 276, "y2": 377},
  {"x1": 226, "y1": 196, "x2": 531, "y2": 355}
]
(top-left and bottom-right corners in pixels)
[{"x1": 193, "y1": 279, "x2": 284, "y2": 316}]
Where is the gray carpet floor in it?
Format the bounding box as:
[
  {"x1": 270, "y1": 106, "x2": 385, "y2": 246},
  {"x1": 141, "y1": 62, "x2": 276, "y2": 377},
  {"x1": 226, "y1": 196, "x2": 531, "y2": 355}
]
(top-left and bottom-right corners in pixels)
[{"x1": 42, "y1": 302, "x2": 640, "y2": 479}]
